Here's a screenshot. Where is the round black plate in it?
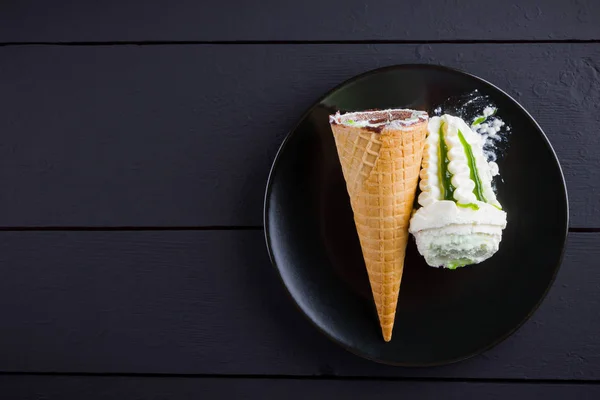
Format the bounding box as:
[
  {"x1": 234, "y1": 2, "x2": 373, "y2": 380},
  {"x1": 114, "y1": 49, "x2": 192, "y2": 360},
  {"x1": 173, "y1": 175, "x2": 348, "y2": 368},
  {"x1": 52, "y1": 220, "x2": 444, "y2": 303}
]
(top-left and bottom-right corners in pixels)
[{"x1": 264, "y1": 64, "x2": 568, "y2": 366}]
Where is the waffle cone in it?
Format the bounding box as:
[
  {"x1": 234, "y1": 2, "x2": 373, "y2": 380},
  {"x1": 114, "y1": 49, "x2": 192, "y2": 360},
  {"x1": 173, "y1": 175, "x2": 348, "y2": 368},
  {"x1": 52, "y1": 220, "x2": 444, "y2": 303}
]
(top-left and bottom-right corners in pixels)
[{"x1": 330, "y1": 114, "x2": 427, "y2": 341}]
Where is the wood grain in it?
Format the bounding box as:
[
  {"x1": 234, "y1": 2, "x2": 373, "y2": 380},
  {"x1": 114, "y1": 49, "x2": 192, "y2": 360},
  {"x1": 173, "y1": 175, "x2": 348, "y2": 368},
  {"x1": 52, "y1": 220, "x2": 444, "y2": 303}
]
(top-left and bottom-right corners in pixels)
[
  {"x1": 0, "y1": 44, "x2": 598, "y2": 227},
  {"x1": 0, "y1": 1, "x2": 599, "y2": 42},
  {"x1": 1, "y1": 376, "x2": 599, "y2": 400},
  {"x1": 0, "y1": 231, "x2": 597, "y2": 379}
]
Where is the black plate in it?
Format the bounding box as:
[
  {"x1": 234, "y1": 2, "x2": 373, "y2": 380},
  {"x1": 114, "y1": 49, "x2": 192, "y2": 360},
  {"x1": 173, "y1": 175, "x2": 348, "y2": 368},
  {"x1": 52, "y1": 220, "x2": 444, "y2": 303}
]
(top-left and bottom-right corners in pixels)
[{"x1": 264, "y1": 64, "x2": 568, "y2": 366}]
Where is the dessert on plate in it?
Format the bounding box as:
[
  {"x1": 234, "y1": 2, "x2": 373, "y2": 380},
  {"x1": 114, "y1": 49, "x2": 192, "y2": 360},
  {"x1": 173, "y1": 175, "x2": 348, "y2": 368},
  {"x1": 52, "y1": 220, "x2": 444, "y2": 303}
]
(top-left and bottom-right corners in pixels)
[
  {"x1": 329, "y1": 108, "x2": 428, "y2": 341},
  {"x1": 408, "y1": 114, "x2": 507, "y2": 269},
  {"x1": 328, "y1": 108, "x2": 508, "y2": 341}
]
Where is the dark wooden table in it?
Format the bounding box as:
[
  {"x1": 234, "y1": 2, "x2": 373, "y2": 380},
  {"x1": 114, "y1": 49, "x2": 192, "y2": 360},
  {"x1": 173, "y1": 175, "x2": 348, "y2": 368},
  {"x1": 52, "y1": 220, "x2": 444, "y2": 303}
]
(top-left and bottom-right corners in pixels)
[{"x1": 1, "y1": 1, "x2": 599, "y2": 399}]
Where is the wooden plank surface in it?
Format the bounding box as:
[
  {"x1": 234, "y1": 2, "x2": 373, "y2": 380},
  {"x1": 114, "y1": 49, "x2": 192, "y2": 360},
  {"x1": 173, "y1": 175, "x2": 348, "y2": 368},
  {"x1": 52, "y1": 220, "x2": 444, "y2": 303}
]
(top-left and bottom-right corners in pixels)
[
  {"x1": 0, "y1": 44, "x2": 598, "y2": 227},
  {"x1": 0, "y1": 231, "x2": 597, "y2": 379},
  {"x1": 1, "y1": 1, "x2": 599, "y2": 42},
  {"x1": 2, "y1": 376, "x2": 599, "y2": 400}
]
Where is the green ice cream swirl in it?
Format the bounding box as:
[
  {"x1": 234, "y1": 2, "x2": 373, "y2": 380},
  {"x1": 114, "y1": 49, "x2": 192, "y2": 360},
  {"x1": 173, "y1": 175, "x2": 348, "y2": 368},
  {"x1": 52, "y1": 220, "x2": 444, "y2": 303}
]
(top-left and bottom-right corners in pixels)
[
  {"x1": 438, "y1": 122, "x2": 455, "y2": 201},
  {"x1": 457, "y1": 129, "x2": 487, "y2": 203}
]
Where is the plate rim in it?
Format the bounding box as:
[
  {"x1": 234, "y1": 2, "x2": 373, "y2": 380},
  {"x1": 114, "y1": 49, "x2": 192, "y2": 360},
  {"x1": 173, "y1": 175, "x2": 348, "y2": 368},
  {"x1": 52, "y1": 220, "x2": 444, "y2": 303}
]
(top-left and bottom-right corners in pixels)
[{"x1": 263, "y1": 63, "x2": 570, "y2": 367}]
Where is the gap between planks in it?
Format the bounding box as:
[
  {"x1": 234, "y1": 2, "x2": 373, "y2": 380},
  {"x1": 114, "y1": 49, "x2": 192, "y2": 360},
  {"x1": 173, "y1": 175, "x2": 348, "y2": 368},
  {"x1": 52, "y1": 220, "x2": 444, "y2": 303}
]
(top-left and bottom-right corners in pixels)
[
  {"x1": 0, "y1": 372, "x2": 599, "y2": 385},
  {"x1": 1, "y1": 39, "x2": 600, "y2": 47},
  {"x1": 0, "y1": 226, "x2": 264, "y2": 232}
]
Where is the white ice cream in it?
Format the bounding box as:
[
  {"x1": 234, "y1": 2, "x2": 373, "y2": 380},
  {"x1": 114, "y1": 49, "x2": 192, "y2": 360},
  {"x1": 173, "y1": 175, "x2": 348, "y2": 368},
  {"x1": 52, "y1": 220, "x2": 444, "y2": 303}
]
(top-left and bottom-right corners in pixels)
[
  {"x1": 409, "y1": 114, "x2": 507, "y2": 269},
  {"x1": 410, "y1": 200, "x2": 506, "y2": 268}
]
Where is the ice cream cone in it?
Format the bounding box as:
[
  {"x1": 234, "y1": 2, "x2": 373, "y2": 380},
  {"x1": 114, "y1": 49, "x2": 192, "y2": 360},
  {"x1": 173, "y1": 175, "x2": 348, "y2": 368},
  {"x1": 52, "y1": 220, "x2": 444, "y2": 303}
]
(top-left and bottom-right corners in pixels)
[{"x1": 329, "y1": 109, "x2": 428, "y2": 341}]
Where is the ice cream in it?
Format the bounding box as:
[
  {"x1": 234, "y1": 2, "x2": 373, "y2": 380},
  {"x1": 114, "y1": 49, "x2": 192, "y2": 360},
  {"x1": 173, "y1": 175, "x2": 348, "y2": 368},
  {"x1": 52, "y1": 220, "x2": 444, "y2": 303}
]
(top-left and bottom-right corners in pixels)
[
  {"x1": 329, "y1": 108, "x2": 428, "y2": 341},
  {"x1": 408, "y1": 114, "x2": 507, "y2": 269}
]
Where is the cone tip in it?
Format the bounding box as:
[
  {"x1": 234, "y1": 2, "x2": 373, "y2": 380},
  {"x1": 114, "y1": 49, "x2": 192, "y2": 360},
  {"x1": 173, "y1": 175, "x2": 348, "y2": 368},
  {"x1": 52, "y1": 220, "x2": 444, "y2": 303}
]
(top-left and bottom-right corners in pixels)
[{"x1": 382, "y1": 329, "x2": 393, "y2": 342}]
